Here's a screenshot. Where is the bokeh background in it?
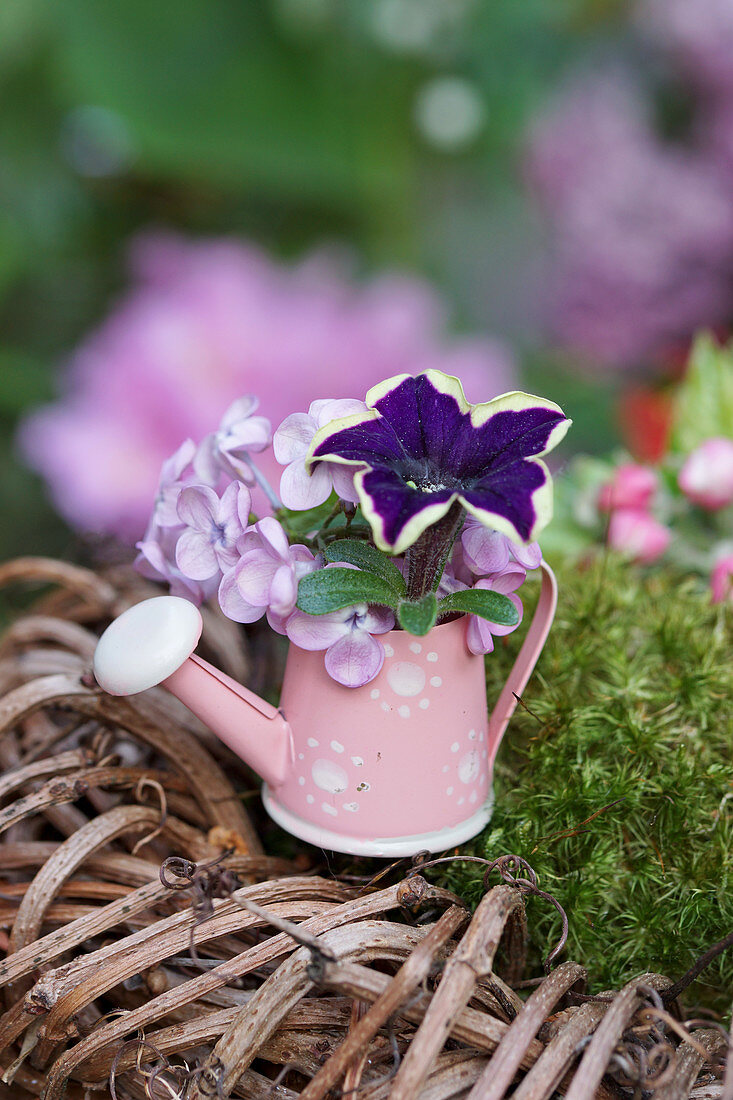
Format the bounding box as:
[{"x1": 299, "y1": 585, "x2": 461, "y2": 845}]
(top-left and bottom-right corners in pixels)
[{"x1": 3, "y1": 0, "x2": 733, "y2": 558}]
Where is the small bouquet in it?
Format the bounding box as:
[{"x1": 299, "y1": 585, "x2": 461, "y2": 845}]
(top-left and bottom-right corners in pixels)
[{"x1": 136, "y1": 371, "x2": 570, "y2": 687}]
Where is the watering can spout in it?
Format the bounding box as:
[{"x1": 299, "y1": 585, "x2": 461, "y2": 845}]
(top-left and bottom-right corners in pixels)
[{"x1": 92, "y1": 596, "x2": 293, "y2": 788}]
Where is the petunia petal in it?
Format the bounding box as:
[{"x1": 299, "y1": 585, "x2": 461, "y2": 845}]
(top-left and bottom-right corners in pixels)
[
  {"x1": 324, "y1": 630, "x2": 384, "y2": 687},
  {"x1": 370, "y1": 372, "x2": 469, "y2": 471},
  {"x1": 311, "y1": 397, "x2": 368, "y2": 428},
  {"x1": 356, "y1": 466, "x2": 456, "y2": 553},
  {"x1": 459, "y1": 458, "x2": 551, "y2": 543},
  {"x1": 308, "y1": 409, "x2": 404, "y2": 471},
  {"x1": 361, "y1": 605, "x2": 396, "y2": 635}
]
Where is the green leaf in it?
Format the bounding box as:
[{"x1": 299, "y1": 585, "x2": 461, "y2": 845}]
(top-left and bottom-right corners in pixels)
[
  {"x1": 296, "y1": 568, "x2": 397, "y2": 616},
  {"x1": 397, "y1": 593, "x2": 438, "y2": 636},
  {"x1": 277, "y1": 494, "x2": 340, "y2": 540},
  {"x1": 438, "y1": 589, "x2": 519, "y2": 627},
  {"x1": 324, "y1": 539, "x2": 406, "y2": 595},
  {"x1": 671, "y1": 333, "x2": 733, "y2": 453}
]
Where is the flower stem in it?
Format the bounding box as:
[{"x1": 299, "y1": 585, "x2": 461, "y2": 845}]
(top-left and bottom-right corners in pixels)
[
  {"x1": 243, "y1": 454, "x2": 282, "y2": 511},
  {"x1": 405, "y1": 502, "x2": 464, "y2": 600}
]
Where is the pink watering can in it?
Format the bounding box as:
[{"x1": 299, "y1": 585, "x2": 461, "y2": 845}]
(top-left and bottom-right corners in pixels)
[{"x1": 93, "y1": 564, "x2": 557, "y2": 857}]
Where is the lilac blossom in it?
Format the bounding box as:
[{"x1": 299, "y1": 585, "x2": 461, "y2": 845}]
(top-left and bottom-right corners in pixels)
[
  {"x1": 458, "y1": 516, "x2": 542, "y2": 577},
  {"x1": 18, "y1": 233, "x2": 516, "y2": 540},
  {"x1": 309, "y1": 371, "x2": 569, "y2": 553},
  {"x1": 465, "y1": 568, "x2": 526, "y2": 656},
  {"x1": 194, "y1": 396, "x2": 272, "y2": 484},
  {"x1": 286, "y1": 602, "x2": 395, "y2": 688},
  {"x1": 134, "y1": 438, "x2": 220, "y2": 603},
  {"x1": 175, "y1": 482, "x2": 252, "y2": 581},
  {"x1": 678, "y1": 437, "x2": 733, "y2": 509},
  {"x1": 148, "y1": 439, "x2": 200, "y2": 529},
  {"x1": 135, "y1": 530, "x2": 217, "y2": 605},
  {"x1": 218, "y1": 517, "x2": 317, "y2": 631},
  {"x1": 273, "y1": 398, "x2": 366, "y2": 509}
]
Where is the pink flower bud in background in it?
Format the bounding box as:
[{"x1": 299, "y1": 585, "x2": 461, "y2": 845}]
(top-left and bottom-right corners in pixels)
[
  {"x1": 607, "y1": 507, "x2": 671, "y2": 563},
  {"x1": 710, "y1": 552, "x2": 733, "y2": 603},
  {"x1": 598, "y1": 463, "x2": 658, "y2": 512},
  {"x1": 678, "y1": 437, "x2": 733, "y2": 510}
]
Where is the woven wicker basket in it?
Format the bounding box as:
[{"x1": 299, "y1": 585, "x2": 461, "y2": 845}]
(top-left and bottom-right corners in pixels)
[{"x1": 0, "y1": 558, "x2": 728, "y2": 1099}]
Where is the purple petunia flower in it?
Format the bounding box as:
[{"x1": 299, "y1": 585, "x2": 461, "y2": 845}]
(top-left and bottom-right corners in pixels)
[
  {"x1": 285, "y1": 601, "x2": 395, "y2": 688},
  {"x1": 307, "y1": 371, "x2": 570, "y2": 553}
]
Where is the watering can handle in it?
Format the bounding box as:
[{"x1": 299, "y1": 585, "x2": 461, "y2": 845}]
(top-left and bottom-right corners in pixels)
[{"x1": 487, "y1": 561, "x2": 557, "y2": 765}]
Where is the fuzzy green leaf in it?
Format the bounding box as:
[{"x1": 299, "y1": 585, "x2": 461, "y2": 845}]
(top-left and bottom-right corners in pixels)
[
  {"x1": 397, "y1": 593, "x2": 438, "y2": 635},
  {"x1": 438, "y1": 588, "x2": 519, "y2": 626},
  {"x1": 296, "y1": 567, "x2": 397, "y2": 615},
  {"x1": 324, "y1": 539, "x2": 406, "y2": 595}
]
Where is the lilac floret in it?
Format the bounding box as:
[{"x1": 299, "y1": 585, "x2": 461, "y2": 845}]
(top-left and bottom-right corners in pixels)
[
  {"x1": 286, "y1": 602, "x2": 395, "y2": 687},
  {"x1": 175, "y1": 482, "x2": 252, "y2": 581},
  {"x1": 218, "y1": 517, "x2": 317, "y2": 631}
]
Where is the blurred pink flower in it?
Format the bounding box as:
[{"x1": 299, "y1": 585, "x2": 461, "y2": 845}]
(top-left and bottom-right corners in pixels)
[
  {"x1": 598, "y1": 463, "x2": 659, "y2": 512},
  {"x1": 18, "y1": 233, "x2": 517, "y2": 541},
  {"x1": 710, "y1": 551, "x2": 733, "y2": 602},
  {"x1": 607, "y1": 507, "x2": 671, "y2": 562},
  {"x1": 678, "y1": 437, "x2": 733, "y2": 509},
  {"x1": 527, "y1": 73, "x2": 733, "y2": 368}
]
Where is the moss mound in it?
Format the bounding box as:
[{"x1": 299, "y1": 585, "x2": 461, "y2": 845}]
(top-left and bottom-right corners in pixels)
[{"x1": 438, "y1": 557, "x2": 732, "y2": 1011}]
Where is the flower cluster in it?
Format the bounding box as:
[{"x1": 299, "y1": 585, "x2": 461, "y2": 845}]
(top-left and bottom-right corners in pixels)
[
  {"x1": 137, "y1": 370, "x2": 569, "y2": 686},
  {"x1": 18, "y1": 233, "x2": 516, "y2": 541}
]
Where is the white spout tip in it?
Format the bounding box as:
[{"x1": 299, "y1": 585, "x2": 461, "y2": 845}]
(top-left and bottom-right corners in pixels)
[{"x1": 93, "y1": 596, "x2": 203, "y2": 696}]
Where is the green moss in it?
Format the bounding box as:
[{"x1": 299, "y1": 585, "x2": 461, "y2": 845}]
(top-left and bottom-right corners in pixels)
[{"x1": 436, "y1": 557, "x2": 733, "y2": 1012}]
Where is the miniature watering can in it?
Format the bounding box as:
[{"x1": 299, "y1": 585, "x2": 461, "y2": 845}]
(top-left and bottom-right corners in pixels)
[{"x1": 93, "y1": 564, "x2": 557, "y2": 857}]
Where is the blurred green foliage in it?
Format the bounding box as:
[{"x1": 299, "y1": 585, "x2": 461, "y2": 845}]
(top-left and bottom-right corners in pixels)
[{"x1": 0, "y1": 0, "x2": 627, "y2": 559}]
